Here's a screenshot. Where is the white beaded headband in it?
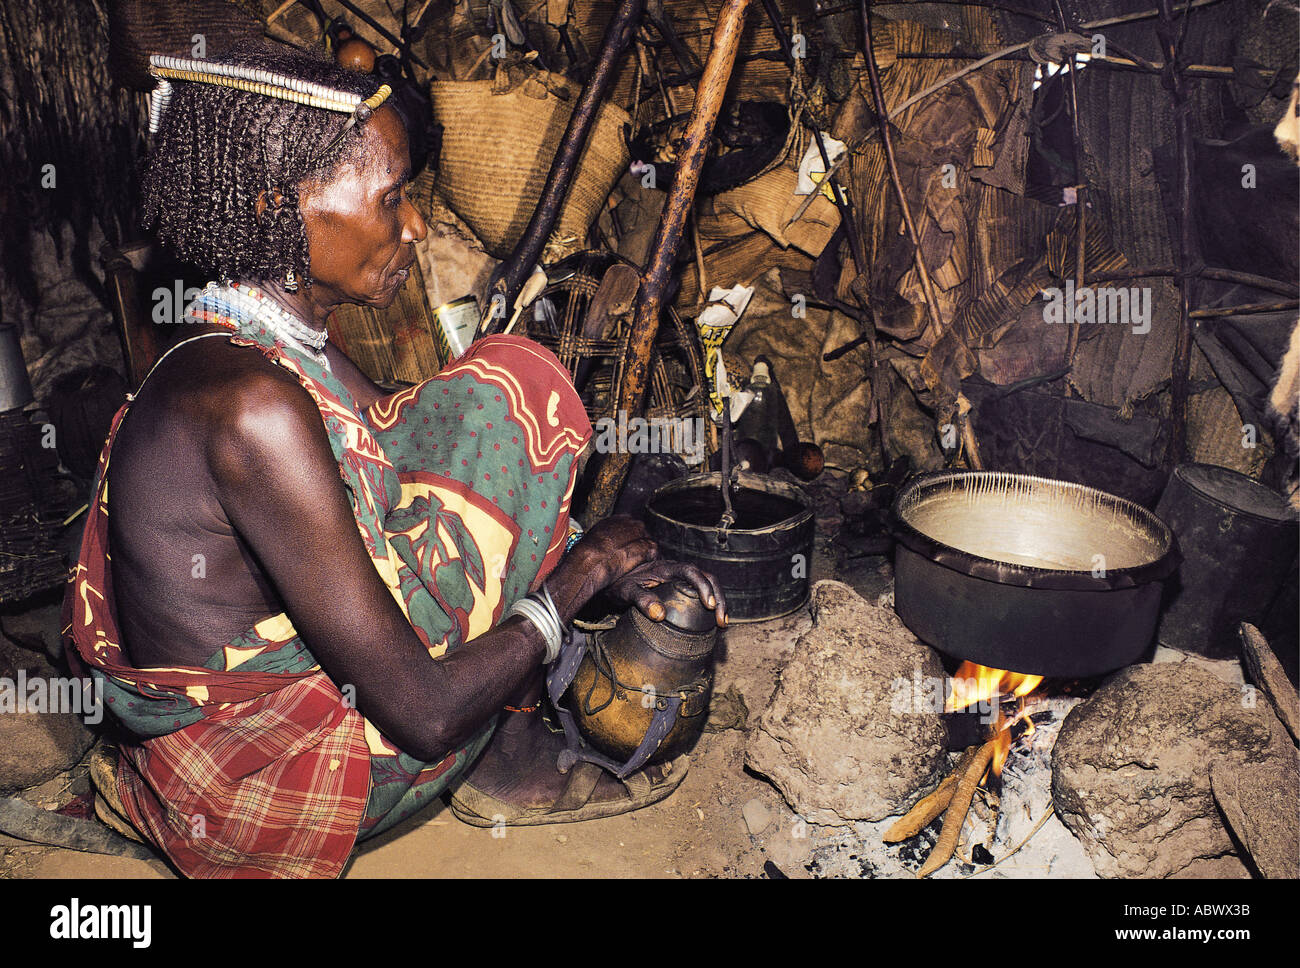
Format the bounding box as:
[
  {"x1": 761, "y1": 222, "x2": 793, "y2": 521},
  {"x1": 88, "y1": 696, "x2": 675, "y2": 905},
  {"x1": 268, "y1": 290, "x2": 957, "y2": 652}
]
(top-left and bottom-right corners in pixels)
[{"x1": 146, "y1": 54, "x2": 392, "y2": 140}]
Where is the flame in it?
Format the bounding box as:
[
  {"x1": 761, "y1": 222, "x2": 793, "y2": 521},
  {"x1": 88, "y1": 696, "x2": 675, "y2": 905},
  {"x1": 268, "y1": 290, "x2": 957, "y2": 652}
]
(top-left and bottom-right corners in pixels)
[{"x1": 946, "y1": 662, "x2": 1044, "y2": 777}]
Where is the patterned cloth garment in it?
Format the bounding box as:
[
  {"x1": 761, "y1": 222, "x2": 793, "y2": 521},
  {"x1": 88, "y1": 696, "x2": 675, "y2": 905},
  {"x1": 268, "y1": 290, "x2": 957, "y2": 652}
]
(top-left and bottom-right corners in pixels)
[{"x1": 63, "y1": 283, "x2": 592, "y2": 878}]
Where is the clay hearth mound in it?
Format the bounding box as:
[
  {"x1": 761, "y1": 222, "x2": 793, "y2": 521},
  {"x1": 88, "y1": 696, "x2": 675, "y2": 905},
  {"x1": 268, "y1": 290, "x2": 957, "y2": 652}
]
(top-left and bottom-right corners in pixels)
[
  {"x1": 0, "y1": 638, "x2": 96, "y2": 794},
  {"x1": 1051, "y1": 662, "x2": 1294, "y2": 879},
  {"x1": 745, "y1": 580, "x2": 947, "y2": 826}
]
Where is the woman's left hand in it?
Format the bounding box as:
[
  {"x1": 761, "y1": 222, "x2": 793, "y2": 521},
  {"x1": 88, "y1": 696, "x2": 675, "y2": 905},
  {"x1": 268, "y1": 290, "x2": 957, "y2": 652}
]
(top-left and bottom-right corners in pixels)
[{"x1": 608, "y1": 561, "x2": 728, "y2": 628}]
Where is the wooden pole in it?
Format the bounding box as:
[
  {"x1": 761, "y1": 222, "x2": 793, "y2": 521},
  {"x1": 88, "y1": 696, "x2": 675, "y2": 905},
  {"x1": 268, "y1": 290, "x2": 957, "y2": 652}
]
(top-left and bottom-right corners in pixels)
[
  {"x1": 1053, "y1": 0, "x2": 1088, "y2": 367},
  {"x1": 586, "y1": 0, "x2": 752, "y2": 520},
  {"x1": 480, "y1": 0, "x2": 645, "y2": 334},
  {"x1": 1158, "y1": 0, "x2": 1197, "y2": 466}
]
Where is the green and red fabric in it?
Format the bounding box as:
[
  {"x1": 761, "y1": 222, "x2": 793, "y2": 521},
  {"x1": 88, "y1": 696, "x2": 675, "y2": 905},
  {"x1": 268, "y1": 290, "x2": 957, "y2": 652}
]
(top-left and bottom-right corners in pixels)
[{"x1": 64, "y1": 283, "x2": 591, "y2": 877}]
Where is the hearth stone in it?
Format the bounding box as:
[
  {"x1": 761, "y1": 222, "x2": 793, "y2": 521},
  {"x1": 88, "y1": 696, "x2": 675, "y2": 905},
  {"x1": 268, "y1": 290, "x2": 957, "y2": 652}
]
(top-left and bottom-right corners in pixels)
[
  {"x1": 1052, "y1": 662, "x2": 1291, "y2": 878},
  {"x1": 1211, "y1": 750, "x2": 1300, "y2": 879},
  {"x1": 745, "y1": 580, "x2": 947, "y2": 825},
  {"x1": 0, "y1": 637, "x2": 96, "y2": 794}
]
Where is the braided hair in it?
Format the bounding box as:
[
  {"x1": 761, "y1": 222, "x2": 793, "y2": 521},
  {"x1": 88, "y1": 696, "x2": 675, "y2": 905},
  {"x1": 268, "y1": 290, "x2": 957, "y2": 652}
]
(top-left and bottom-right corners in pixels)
[{"x1": 140, "y1": 41, "x2": 382, "y2": 286}]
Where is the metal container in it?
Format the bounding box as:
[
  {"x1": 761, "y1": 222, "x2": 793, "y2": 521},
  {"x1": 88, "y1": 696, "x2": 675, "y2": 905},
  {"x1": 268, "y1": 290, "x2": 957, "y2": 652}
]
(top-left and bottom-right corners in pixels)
[
  {"x1": 1155, "y1": 463, "x2": 1298, "y2": 659},
  {"x1": 431, "y1": 296, "x2": 478, "y2": 367},
  {"x1": 891, "y1": 471, "x2": 1178, "y2": 677},
  {"x1": 646, "y1": 471, "x2": 814, "y2": 622},
  {"x1": 0, "y1": 326, "x2": 34, "y2": 412}
]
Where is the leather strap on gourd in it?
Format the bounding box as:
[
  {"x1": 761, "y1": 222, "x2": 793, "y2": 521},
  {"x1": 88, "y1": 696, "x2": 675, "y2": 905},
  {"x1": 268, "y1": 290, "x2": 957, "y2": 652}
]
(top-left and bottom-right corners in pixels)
[{"x1": 546, "y1": 630, "x2": 683, "y2": 780}]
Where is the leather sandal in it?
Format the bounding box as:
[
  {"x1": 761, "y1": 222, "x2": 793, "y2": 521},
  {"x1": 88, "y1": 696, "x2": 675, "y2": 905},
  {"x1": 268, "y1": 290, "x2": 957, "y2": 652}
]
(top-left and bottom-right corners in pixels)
[
  {"x1": 89, "y1": 742, "x2": 146, "y2": 843},
  {"x1": 448, "y1": 754, "x2": 689, "y2": 827}
]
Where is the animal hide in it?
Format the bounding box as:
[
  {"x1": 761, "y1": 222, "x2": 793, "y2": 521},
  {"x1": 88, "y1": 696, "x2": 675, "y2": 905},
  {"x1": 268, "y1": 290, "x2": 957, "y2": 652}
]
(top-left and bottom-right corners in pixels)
[
  {"x1": 1267, "y1": 318, "x2": 1300, "y2": 508},
  {"x1": 1267, "y1": 74, "x2": 1300, "y2": 507}
]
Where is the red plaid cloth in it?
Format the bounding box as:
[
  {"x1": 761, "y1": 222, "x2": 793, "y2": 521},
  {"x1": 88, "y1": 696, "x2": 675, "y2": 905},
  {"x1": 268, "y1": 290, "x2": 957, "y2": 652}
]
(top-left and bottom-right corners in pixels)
[{"x1": 115, "y1": 673, "x2": 371, "y2": 878}]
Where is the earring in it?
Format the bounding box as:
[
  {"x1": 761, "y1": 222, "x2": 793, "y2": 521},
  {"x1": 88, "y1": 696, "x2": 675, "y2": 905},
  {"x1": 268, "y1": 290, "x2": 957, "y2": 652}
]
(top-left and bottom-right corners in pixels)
[{"x1": 284, "y1": 268, "x2": 299, "y2": 293}]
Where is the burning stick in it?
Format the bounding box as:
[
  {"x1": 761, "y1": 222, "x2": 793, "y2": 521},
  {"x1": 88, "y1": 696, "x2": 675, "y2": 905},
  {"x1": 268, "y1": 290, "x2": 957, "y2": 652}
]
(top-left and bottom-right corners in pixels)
[
  {"x1": 883, "y1": 744, "x2": 979, "y2": 843},
  {"x1": 916, "y1": 738, "x2": 996, "y2": 878}
]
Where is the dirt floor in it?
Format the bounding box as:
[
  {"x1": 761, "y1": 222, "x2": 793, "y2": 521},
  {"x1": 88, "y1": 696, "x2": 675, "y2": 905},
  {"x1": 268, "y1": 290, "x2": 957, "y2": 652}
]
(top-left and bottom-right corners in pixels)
[{"x1": 2, "y1": 518, "x2": 895, "y2": 880}]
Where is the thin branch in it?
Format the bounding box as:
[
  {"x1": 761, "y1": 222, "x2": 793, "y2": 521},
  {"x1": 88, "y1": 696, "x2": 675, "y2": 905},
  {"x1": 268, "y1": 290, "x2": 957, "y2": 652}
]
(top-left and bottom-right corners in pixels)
[
  {"x1": 1053, "y1": 0, "x2": 1088, "y2": 367},
  {"x1": 858, "y1": 0, "x2": 1231, "y2": 123},
  {"x1": 1084, "y1": 266, "x2": 1300, "y2": 298},
  {"x1": 1189, "y1": 300, "x2": 1300, "y2": 318},
  {"x1": 962, "y1": 805, "x2": 1057, "y2": 878}
]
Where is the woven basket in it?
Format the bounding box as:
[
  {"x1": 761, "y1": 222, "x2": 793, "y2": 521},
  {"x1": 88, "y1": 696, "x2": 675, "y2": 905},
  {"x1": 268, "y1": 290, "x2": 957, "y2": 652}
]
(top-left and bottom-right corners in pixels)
[
  {"x1": 519, "y1": 252, "x2": 709, "y2": 438},
  {"x1": 430, "y1": 78, "x2": 631, "y2": 259}
]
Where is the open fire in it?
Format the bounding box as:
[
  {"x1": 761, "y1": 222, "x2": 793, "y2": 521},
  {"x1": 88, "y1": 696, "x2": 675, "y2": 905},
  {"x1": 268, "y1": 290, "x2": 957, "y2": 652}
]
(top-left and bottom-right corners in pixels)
[
  {"x1": 946, "y1": 661, "x2": 1045, "y2": 777},
  {"x1": 880, "y1": 660, "x2": 1052, "y2": 877}
]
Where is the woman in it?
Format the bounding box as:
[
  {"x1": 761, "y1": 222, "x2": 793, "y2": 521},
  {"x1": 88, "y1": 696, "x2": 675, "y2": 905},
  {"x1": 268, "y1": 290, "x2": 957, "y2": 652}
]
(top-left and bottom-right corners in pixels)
[{"x1": 65, "y1": 41, "x2": 724, "y2": 878}]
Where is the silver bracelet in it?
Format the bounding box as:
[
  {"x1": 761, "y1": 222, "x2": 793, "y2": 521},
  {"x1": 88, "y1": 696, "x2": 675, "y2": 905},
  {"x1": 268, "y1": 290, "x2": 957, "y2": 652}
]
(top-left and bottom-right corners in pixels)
[
  {"x1": 536, "y1": 582, "x2": 565, "y2": 662},
  {"x1": 538, "y1": 582, "x2": 561, "y2": 626},
  {"x1": 506, "y1": 585, "x2": 564, "y2": 664}
]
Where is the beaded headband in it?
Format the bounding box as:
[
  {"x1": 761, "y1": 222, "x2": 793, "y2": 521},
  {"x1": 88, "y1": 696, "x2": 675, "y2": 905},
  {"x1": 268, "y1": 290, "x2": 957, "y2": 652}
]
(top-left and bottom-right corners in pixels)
[{"x1": 147, "y1": 54, "x2": 393, "y2": 158}]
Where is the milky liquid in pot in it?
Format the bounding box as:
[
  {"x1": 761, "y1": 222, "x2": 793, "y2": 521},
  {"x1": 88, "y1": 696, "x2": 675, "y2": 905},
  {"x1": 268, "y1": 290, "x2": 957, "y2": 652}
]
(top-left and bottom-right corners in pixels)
[{"x1": 903, "y1": 478, "x2": 1163, "y2": 571}]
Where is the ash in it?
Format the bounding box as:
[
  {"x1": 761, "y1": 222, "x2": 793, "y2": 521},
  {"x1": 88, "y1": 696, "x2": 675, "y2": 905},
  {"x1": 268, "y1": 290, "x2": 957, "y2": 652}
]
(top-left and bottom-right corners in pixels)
[{"x1": 803, "y1": 695, "x2": 1097, "y2": 879}]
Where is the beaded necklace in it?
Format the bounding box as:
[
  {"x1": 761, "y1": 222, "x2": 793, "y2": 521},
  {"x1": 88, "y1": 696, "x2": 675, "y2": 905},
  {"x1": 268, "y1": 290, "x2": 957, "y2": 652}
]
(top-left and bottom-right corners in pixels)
[{"x1": 199, "y1": 280, "x2": 331, "y2": 371}]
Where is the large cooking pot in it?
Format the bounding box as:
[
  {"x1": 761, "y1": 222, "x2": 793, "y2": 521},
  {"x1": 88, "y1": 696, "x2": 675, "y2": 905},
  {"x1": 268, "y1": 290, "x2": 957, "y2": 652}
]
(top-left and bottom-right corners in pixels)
[{"x1": 890, "y1": 470, "x2": 1179, "y2": 677}]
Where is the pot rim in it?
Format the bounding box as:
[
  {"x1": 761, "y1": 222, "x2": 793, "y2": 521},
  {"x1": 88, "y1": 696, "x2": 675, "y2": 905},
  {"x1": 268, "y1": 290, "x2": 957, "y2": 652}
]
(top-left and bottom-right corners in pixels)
[
  {"x1": 890, "y1": 470, "x2": 1180, "y2": 591},
  {"x1": 1171, "y1": 462, "x2": 1298, "y2": 525},
  {"x1": 646, "y1": 470, "x2": 814, "y2": 534}
]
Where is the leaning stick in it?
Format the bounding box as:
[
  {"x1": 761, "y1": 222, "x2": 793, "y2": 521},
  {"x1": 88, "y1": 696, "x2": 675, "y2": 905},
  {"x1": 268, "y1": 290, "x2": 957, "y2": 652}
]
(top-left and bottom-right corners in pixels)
[
  {"x1": 1158, "y1": 0, "x2": 1196, "y2": 465},
  {"x1": 858, "y1": 0, "x2": 983, "y2": 465},
  {"x1": 784, "y1": 147, "x2": 853, "y2": 231},
  {"x1": 267, "y1": 0, "x2": 297, "y2": 25},
  {"x1": 917, "y1": 739, "x2": 996, "y2": 878},
  {"x1": 691, "y1": 210, "x2": 709, "y2": 305},
  {"x1": 956, "y1": 391, "x2": 984, "y2": 470},
  {"x1": 464, "y1": 43, "x2": 496, "y2": 80},
  {"x1": 883, "y1": 744, "x2": 979, "y2": 842},
  {"x1": 1053, "y1": 0, "x2": 1088, "y2": 367},
  {"x1": 586, "y1": 0, "x2": 752, "y2": 520}
]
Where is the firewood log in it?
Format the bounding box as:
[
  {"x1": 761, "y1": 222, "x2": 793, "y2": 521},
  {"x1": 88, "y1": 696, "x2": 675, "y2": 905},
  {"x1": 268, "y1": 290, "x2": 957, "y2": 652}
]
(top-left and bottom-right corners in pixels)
[
  {"x1": 917, "y1": 739, "x2": 995, "y2": 878},
  {"x1": 882, "y1": 744, "x2": 978, "y2": 842}
]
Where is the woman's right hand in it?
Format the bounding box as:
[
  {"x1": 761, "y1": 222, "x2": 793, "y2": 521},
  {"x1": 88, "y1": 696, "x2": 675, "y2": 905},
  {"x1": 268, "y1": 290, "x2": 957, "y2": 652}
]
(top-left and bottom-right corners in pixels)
[{"x1": 543, "y1": 515, "x2": 659, "y2": 622}]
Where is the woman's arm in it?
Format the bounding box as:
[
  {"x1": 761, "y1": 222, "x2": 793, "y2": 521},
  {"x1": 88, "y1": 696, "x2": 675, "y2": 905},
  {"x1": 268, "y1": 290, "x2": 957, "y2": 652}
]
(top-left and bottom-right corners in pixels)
[{"x1": 206, "y1": 369, "x2": 661, "y2": 758}]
